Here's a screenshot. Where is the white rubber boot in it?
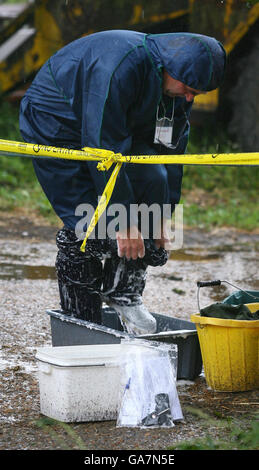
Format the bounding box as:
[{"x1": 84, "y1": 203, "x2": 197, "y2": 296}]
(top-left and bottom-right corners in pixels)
[{"x1": 107, "y1": 300, "x2": 157, "y2": 335}]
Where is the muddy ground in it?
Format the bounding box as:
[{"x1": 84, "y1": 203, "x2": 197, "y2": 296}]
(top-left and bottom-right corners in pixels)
[{"x1": 0, "y1": 211, "x2": 258, "y2": 451}]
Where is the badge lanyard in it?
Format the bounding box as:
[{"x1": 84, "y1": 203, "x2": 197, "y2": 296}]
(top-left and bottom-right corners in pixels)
[{"x1": 154, "y1": 98, "x2": 190, "y2": 149}]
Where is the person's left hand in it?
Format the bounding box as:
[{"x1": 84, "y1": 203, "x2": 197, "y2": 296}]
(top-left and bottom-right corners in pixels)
[{"x1": 155, "y1": 220, "x2": 171, "y2": 250}]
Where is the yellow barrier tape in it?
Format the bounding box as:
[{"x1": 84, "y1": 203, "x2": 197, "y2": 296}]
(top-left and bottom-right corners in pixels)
[
  {"x1": 120, "y1": 153, "x2": 259, "y2": 166},
  {"x1": 0, "y1": 138, "x2": 116, "y2": 162},
  {"x1": 80, "y1": 162, "x2": 122, "y2": 252},
  {"x1": 0, "y1": 137, "x2": 259, "y2": 251},
  {"x1": 0, "y1": 138, "x2": 259, "y2": 166}
]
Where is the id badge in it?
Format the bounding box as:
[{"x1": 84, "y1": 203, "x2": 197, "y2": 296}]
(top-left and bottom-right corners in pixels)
[{"x1": 154, "y1": 121, "x2": 173, "y2": 146}]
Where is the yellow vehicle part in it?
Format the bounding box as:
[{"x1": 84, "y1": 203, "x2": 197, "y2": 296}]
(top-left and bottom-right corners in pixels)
[
  {"x1": 129, "y1": 4, "x2": 189, "y2": 26},
  {"x1": 0, "y1": 0, "x2": 190, "y2": 95},
  {"x1": 191, "y1": 0, "x2": 259, "y2": 112},
  {"x1": 0, "y1": 0, "x2": 258, "y2": 103},
  {"x1": 0, "y1": 5, "x2": 63, "y2": 94}
]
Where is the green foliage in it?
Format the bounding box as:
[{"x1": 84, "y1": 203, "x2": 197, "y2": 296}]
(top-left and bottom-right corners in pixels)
[
  {"x1": 4, "y1": 0, "x2": 27, "y2": 3},
  {"x1": 181, "y1": 124, "x2": 259, "y2": 230},
  {"x1": 0, "y1": 101, "x2": 57, "y2": 220},
  {"x1": 0, "y1": 101, "x2": 20, "y2": 140},
  {"x1": 34, "y1": 417, "x2": 87, "y2": 450},
  {"x1": 185, "y1": 124, "x2": 258, "y2": 192},
  {"x1": 34, "y1": 412, "x2": 259, "y2": 451},
  {"x1": 169, "y1": 411, "x2": 259, "y2": 450},
  {"x1": 181, "y1": 193, "x2": 258, "y2": 230},
  {"x1": 231, "y1": 419, "x2": 259, "y2": 449},
  {"x1": 0, "y1": 101, "x2": 35, "y2": 186}
]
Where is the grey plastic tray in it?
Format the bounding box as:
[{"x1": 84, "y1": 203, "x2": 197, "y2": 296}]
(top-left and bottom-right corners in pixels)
[{"x1": 47, "y1": 308, "x2": 202, "y2": 380}]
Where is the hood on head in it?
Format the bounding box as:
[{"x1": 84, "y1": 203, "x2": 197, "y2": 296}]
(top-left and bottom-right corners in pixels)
[{"x1": 146, "y1": 32, "x2": 226, "y2": 91}]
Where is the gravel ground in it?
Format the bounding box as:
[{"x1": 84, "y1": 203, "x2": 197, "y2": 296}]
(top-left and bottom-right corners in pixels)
[{"x1": 0, "y1": 212, "x2": 258, "y2": 451}]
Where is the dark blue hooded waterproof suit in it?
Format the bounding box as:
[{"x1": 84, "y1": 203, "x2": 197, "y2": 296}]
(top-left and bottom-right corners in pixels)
[{"x1": 19, "y1": 30, "x2": 226, "y2": 326}]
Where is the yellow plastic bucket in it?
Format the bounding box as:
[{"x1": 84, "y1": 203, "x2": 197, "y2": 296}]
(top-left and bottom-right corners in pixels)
[{"x1": 191, "y1": 303, "x2": 259, "y2": 392}]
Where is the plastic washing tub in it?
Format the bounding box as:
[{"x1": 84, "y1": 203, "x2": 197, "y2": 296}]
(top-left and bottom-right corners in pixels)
[
  {"x1": 47, "y1": 308, "x2": 202, "y2": 381},
  {"x1": 191, "y1": 303, "x2": 259, "y2": 392}
]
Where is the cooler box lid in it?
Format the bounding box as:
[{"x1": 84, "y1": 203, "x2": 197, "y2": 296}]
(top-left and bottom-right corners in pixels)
[
  {"x1": 36, "y1": 342, "x2": 162, "y2": 367},
  {"x1": 36, "y1": 344, "x2": 126, "y2": 367}
]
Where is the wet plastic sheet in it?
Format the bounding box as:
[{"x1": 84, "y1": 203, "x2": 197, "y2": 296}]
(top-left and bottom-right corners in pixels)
[
  {"x1": 117, "y1": 340, "x2": 183, "y2": 428},
  {"x1": 223, "y1": 290, "x2": 259, "y2": 305}
]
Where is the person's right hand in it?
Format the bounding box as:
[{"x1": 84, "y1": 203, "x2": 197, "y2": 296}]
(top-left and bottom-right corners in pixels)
[
  {"x1": 116, "y1": 226, "x2": 145, "y2": 260},
  {"x1": 155, "y1": 219, "x2": 171, "y2": 250}
]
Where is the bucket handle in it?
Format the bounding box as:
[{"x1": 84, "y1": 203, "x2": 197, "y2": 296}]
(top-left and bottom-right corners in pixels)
[{"x1": 196, "y1": 280, "x2": 258, "y2": 313}]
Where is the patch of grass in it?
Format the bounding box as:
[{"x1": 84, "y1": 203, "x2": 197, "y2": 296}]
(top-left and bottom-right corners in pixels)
[
  {"x1": 34, "y1": 412, "x2": 259, "y2": 451},
  {"x1": 172, "y1": 288, "x2": 185, "y2": 295},
  {"x1": 181, "y1": 124, "x2": 259, "y2": 230},
  {"x1": 181, "y1": 189, "x2": 258, "y2": 230},
  {"x1": 0, "y1": 101, "x2": 59, "y2": 223},
  {"x1": 169, "y1": 410, "x2": 259, "y2": 450},
  {"x1": 34, "y1": 417, "x2": 87, "y2": 450},
  {"x1": 5, "y1": 0, "x2": 27, "y2": 3}
]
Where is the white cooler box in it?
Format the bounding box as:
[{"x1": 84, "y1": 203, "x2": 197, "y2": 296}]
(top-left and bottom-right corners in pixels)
[{"x1": 36, "y1": 342, "x2": 178, "y2": 423}]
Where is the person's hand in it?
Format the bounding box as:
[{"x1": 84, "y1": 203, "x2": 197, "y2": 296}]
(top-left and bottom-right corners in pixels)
[
  {"x1": 116, "y1": 226, "x2": 145, "y2": 260},
  {"x1": 155, "y1": 220, "x2": 171, "y2": 250}
]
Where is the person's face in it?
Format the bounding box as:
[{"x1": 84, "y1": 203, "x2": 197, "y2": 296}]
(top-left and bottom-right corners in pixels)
[{"x1": 163, "y1": 70, "x2": 207, "y2": 102}]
